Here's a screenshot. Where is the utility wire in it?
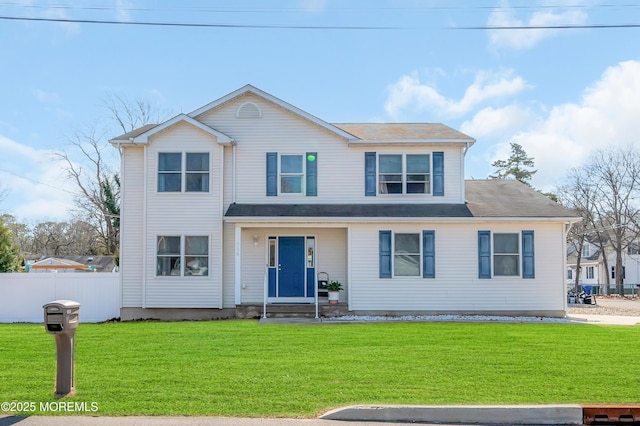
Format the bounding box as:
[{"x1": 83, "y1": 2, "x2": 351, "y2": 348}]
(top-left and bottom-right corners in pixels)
[
  {"x1": 1, "y1": 15, "x2": 638, "y2": 30},
  {"x1": 457, "y1": 23, "x2": 640, "y2": 29},
  {"x1": 0, "y1": 168, "x2": 77, "y2": 195},
  {"x1": 0, "y1": 15, "x2": 400, "y2": 30}
]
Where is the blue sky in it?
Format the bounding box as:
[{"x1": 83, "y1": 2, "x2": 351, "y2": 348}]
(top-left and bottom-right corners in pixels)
[{"x1": 1, "y1": 0, "x2": 639, "y2": 221}]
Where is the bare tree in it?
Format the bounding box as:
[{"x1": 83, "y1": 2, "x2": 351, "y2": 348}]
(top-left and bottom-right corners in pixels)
[
  {"x1": 56, "y1": 93, "x2": 171, "y2": 255},
  {"x1": 31, "y1": 221, "x2": 72, "y2": 257},
  {"x1": 557, "y1": 169, "x2": 599, "y2": 292},
  {"x1": 588, "y1": 146, "x2": 640, "y2": 295},
  {"x1": 102, "y1": 92, "x2": 170, "y2": 134},
  {"x1": 55, "y1": 127, "x2": 120, "y2": 254}
]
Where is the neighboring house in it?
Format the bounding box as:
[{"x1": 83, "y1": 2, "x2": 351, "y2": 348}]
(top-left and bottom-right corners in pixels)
[
  {"x1": 606, "y1": 244, "x2": 640, "y2": 295},
  {"x1": 27, "y1": 256, "x2": 117, "y2": 273},
  {"x1": 28, "y1": 257, "x2": 89, "y2": 273},
  {"x1": 110, "y1": 84, "x2": 580, "y2": 320},
  {"x1": 567, "y1": 239, "x2": 640, "y2": 295},
  {"x1": 566, "y1": 240, "x2": 605, "y2": 292}
]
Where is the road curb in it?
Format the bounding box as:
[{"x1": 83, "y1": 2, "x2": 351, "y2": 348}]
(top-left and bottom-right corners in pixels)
[{"x1": 320, "y1": 404, "x2": 584, "y2": 425}]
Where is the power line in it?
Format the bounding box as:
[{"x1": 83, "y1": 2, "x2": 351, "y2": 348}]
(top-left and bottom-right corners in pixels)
[
  {"x1": 0, "y1": 168, "x2": 77, "y2": 195},
  {"x1": 457, "y1": 23, "x2": 640, "y2": 30},
  {"x1": 2, "y1": 15, "x2": 638, "y2": 30},
  {"x1": 0, "y1": 15, "x2": 400, "y2": 30}
]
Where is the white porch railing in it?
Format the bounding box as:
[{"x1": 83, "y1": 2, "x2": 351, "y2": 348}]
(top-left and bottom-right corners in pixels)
[
  {"x1": 262, "y1": 267, "x2": 319, "y2": 319},
  {"x1": 263, "y1": 268, "x2": 268, "y2": 319}
]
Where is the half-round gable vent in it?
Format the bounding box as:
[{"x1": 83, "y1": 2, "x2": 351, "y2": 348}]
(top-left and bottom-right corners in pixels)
[{"x1": 236, "y1": 102, "x2": 262, "y2": 119}]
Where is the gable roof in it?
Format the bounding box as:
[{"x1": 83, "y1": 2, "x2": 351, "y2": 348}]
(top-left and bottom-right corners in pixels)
[
  {"x1": 29, "y1": 257, "x2": 89, "y2": 271},
  {"x1": 334, "y1": 123, "x2": 475, "y2": 145},
  {"x1": 109, "y1": 85, "x2": 477, "y2": 148},
  {"x1": 109, "y1": 114, "x2": 234, "y2": 146},
  {"x1": 187, "y1": 84, "x2": 358, "y2": 141}
]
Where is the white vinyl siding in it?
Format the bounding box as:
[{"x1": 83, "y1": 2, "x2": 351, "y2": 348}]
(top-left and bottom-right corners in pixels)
[
  {"x1": 120, "y1": 147, "x2": 144, "y2": 307},
  {"x1": 350, "y1": 222, "x2": 565, "y2": 312},
  {"x1": 194, "y1": 94, "x2": 465, "y2": 205},
  {"x1": 143, "y1": 122, "x2": 223, "y2": 308}
]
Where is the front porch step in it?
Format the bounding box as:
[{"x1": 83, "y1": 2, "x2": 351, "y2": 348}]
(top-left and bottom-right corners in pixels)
[{"x1": 236, "y1": 303, "x2": 348, "y2": 319}]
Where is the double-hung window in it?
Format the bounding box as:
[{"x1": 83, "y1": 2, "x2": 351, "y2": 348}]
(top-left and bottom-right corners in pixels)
[
  {"x1": 158, "y1": 152, "x2": 209, "y2": 192},
  {"x1": 379, "y1": 230, "x2": 435, "y2": 278},
  {"x1": 478, "y1": 231, "x2": 535, "y2": 279},
  {"x1": 266, "y1": 152, "x2": 317, "y2": 196},
  {"x1": 378, "y1": 154, "x2": 430, "y2": 194},
  {"x1": 493, "y1": 233, "x2": 520, "y2": 276},
  {"x1": 157, "y1": 235, "x2": 209, "y2": 276},
  {"x1": 280, "y1": 154, "x2": 304, "y2": 194},
  {"x1": 394, "y1": 233, "x2": 421, "y2": 276},
  {"x1": 586, "y1": 266, "x2": 594, "y2": 279}
]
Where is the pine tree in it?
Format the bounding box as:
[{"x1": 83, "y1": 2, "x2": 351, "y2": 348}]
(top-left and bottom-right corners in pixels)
[
  {"x1": 489, "y1": 142, "x2": 537, "y2": 187},
  {"x1": 0, "y1": 219, "x2": 22, "y2": 272}
]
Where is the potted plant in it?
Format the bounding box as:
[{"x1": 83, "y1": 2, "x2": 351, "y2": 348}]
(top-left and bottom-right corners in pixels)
[{"x1": 326, "y1": 280, "x2": 343, "y2": 304}]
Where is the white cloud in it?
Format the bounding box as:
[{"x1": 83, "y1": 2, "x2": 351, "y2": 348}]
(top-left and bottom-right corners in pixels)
[
  {"x1": 460, "y1": 104, "x2": 535, "y2": 139},
  {"x1": 32, "y1": 88, "x2": 60, "y2": 103},
  {"x1": 0, "y1": 135, "x2": 76, "y2": 221},
  {"x1": 487, "y1": 0, "x2": 588, "y2": 50},
  {"x1": 385, "y1": 69, "x2": 528, "y2": 120},
  {"x1": 299, "y1": 0, "x2": 328, "y2": 13},
  {"x1": 41, "y1": 6, "x2": 80, "y2": 35},
  {"x1": 489, "y1": 60, "x2": 640, "y2": 191},
  {"x1": 115, "y1": 0, "x2": 132, "y2": 22}
]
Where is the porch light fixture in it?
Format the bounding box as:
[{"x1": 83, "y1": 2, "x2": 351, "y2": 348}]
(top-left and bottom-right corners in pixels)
[{"x1": 253, "y1": 235, "x2": 259, "y2": 247}]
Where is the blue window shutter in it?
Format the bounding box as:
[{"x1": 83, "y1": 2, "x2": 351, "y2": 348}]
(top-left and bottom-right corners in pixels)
[
  {"x1": 379, "y1": 230, "x2": 392, "y2": 278},
  {"x1": 522, "y1": 230, "x2": 535, "y2": 279},
  {"x1": 365, "y1": 152, "x2": 376, "y2": 196},
  {"x1": 266, "y1": 152, "x2": 277, "y2": 196},
  {"x1": 422, "y1": 230, "x2": 435, "y2": 278},
  {"x1": 478, "y1": 230, "x2": 491, "y2": 279},
  {"x1": 306, "y1": 152, "x2": 317, "y2": 196},
  {"x1": 433, "y1": 151, "x2": 444, "y2": 196}
]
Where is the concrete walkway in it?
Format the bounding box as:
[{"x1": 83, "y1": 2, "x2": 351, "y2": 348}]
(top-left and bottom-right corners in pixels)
[
  {"x1": 566, "y1": 313, "x2": 640, "y2": 325},
  {"x1": 0, "y1": 405, "x2": 586, "y2": 425}
]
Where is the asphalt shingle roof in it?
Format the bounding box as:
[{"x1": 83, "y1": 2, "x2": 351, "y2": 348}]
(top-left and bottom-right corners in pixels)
[
  {"x1": 465, "y1": 179, "x2": 576, "y2": 218},
  {"x1": 333, "y1": 123, "x2": 474, "y2": 142},
  {"x1": 225, "y1": 180, "x2": 579, "y2": 219}
]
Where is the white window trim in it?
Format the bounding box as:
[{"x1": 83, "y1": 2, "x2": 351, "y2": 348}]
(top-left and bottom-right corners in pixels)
[
  {"x1": 278, "y1": 153, "x2": 305, "y2": 195},
  {"x1": 157, "y1": 152, "x2": 211, "y2": 193},
  {"x1": 392, "y1": 231, "x2": 422, "y2": 278},
  {"x1": 377, "y1": 153, "x2": 432, "y2": 196},
  {"x1": 586, "y1": 266, "x2": 594, "y2": 280},
  {"x1": 156, "y1": 234, "x2": 210, "y2": 278},
  {"x1": 492, "y1": 232, "x2": 521, "y2": 278}
]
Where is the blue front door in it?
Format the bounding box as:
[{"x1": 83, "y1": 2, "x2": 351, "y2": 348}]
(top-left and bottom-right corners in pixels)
[{"x1": 277, "y1": 237, "x2": 305, "y2": 297}]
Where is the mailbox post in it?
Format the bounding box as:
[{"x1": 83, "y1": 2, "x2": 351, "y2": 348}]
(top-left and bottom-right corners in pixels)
[{"x1": 43, "y1": 300, "x2": 80, "y2": 397}]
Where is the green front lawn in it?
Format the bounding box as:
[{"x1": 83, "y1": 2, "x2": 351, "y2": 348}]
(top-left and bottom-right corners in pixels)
[{"x1": 1, "y1": 320, "x2": 639, "y2": 417}]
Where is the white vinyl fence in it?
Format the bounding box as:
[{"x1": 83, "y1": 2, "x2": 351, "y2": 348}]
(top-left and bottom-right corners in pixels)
[{"x1": 0, "y1": 273, "x2": 120, "y2": 323}]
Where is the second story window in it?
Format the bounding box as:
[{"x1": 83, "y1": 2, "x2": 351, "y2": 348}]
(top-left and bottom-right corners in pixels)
[
  {"x1": 158, "y1": 152, "x2": 210, "y2": 193},
  {"x1": 280, "y1": 154, "x2": 304, "y2": 194},
  {"x1": 378, "y1": 154, "x2": 430, "y2": 195}
]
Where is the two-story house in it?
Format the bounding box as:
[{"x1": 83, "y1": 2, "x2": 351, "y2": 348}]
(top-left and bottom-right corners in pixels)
[{"x1": 110, "y1": 84, "x2": 580, "y2": 320}]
